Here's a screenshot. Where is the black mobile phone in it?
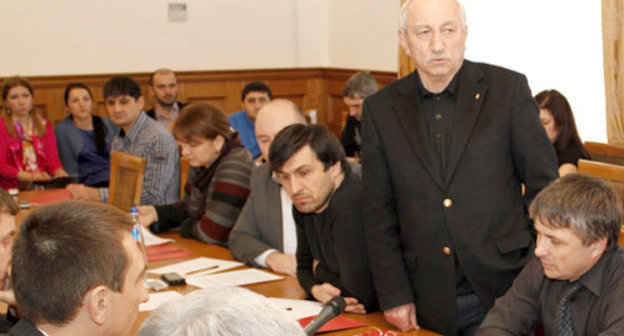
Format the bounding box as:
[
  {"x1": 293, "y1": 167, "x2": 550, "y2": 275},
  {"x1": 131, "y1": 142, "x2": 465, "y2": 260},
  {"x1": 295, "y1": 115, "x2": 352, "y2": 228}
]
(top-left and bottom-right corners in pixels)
[{"x1": 161, "y1": 272, "x2": 186, "y2": 286}]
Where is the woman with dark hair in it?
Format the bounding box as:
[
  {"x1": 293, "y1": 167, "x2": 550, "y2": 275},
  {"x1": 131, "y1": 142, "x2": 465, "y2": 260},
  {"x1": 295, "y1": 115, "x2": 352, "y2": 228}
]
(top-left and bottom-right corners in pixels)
[
  {"x1": 137, "y1": 103, "x2": 253, "y2": 246},
  {"x1": 0, "y1": 76, "x2": 68, "y2": 189},
  {"x1": 55, "y1": 82, "x2": 118, "y2": 187},
  {"x1": 535, "y1": 89, "x2": 590, "y2": 176}
]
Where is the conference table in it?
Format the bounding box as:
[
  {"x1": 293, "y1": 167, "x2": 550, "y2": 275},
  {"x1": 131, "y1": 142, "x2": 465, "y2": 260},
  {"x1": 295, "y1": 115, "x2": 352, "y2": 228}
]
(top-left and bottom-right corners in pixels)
[{"x1": 16, "y1": 190, "x2": 441, "y2": 336}]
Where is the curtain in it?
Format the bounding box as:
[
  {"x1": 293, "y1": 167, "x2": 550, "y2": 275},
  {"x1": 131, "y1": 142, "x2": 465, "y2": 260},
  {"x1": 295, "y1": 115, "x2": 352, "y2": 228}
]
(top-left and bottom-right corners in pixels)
[{"x1": 603, "y1": 0, "x2": 624, "y2": 144}]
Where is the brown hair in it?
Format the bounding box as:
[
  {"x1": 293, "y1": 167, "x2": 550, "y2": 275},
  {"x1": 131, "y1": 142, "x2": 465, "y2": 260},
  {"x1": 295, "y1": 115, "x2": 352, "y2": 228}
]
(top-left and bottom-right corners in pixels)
[
  {"x1": 0, "y1": 189, "x2": 18, "y2": 216},
  {"x1": 172, "y1": 103, "x2": 234, "y2": 143},
  {"x1": 11, "y1": 201, "x2": 133, "y2": 325},
  {"x1": 529, "y1": 173, "x2": 622, "y2": 247},
  {"x1": 1, "y1": 76, "x2": 46, "y2": 137}
]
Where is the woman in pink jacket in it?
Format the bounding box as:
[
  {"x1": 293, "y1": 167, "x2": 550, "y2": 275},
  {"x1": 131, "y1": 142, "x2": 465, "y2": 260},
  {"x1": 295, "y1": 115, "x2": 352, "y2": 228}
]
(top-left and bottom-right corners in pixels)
[{"x1": 0, "y1": 76, "x2": 67, "y2": 189}]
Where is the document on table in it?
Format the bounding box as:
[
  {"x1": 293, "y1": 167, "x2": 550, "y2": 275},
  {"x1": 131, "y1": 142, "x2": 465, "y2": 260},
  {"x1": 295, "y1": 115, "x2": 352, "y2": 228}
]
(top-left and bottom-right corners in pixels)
[
  {"x1": 148, "y1": 257, "x2": 243, "y2": 275},
  {"x1": 139, "y1": 291, "x2": 183, "y2": 312},
  {"x1": 268, "y1": 297, "x2": 323, "y2": 320},
  {"x1": 140, "y1": 226, "x2": 174, "y2": 246},
  {"x1": 185, "y1": 268, "x2": 284, "y2": 288}
]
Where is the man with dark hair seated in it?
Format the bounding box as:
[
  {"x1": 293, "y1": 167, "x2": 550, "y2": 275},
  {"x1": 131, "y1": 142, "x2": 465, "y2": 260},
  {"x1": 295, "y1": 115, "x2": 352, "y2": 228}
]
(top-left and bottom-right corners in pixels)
[
  {"x1": 228, "y1": 81, "x2": 272, "y2": 161},
  {"x1": 477, "y1": 173, "x2": 624, "y2": 335},
  {"x1": 67, "y1": 75, "x2": 180, "y2": 205},
  {"x1": 4, "y1": 201, "x2": 148, "y2": 336},
  {"x1": 0, "y1": 189, "x2": 18, "y2": 332},
  {"x1": 268, "y1": 124, "x2": 377, "y2": 313}
]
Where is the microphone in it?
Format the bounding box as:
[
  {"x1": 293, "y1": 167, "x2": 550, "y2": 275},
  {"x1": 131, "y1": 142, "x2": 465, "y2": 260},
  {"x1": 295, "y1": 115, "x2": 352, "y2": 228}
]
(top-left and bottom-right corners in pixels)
[{"x1": 304, "y1": 296, "x2": 347, "y2": 335}]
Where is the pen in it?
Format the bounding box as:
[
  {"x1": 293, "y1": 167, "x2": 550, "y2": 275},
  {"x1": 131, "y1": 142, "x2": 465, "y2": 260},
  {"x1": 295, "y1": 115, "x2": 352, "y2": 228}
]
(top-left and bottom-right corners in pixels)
[{"x1": 186, "y1": 265, "x2": 219, "y2": 275}]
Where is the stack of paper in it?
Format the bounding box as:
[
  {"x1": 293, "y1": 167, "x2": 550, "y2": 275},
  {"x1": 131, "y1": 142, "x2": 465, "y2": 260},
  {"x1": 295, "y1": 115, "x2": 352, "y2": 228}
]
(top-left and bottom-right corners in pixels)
[
  {"x1": 140, "y1": 226, "x2": 174, "y2": 246},
  {"x1": 185, "y1": 268, "x2": 284, "y2": 288},
  {"x1": 267, "y1": 297, "x2": 323, "y2": 320},
  {"x1": 148, "y1": 257, "x2": 243, "y2": 276},
  {"x1": 139, "y1": 291, "x2": 183, "y2": 312}
]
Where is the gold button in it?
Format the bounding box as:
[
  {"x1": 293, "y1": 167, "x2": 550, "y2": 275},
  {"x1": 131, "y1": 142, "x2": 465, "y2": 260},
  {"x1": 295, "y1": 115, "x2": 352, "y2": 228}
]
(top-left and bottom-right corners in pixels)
[
  {"x1": 443, "y1": 246, "x2": 452, "y2": 255},
  {"x1": 443, "y1": 198, "x2": 453, "y2": 207}
]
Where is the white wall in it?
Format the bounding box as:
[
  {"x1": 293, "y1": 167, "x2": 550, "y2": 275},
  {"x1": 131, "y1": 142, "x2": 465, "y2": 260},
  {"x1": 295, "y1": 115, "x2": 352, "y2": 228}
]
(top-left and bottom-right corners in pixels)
[{"x1": 0, "y1": 0, "x2": 606, "y2": 141}]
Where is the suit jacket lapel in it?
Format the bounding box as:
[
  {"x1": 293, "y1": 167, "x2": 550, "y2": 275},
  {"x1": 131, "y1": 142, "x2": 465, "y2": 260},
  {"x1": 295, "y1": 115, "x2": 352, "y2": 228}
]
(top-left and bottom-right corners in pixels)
[
  {"x1": 395, "y1": 72, "x2": 444, "y2": 189},
  {"x1": 445, "y1": 61, "x2": 487, "y2": 184}
]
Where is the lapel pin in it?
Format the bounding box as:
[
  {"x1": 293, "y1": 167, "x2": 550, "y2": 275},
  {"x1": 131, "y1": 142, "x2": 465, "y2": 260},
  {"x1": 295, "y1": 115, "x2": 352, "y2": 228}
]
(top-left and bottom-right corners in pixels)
[{"x1": 475, "y1": 93, "x2": 481, "y2": 100}]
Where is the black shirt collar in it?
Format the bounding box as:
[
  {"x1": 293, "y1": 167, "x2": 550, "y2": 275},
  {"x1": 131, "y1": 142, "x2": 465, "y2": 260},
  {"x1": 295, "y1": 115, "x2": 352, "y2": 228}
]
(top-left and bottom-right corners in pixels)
[{"x1": 415, "y1": 66, "x2": 462, "y2": 99}]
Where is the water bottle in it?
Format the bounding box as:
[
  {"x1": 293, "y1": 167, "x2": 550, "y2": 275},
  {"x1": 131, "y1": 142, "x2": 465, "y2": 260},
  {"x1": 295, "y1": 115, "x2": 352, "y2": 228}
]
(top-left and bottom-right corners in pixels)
[{"x1": 130, "y1": 205, "x2": 148, "y2": 280}]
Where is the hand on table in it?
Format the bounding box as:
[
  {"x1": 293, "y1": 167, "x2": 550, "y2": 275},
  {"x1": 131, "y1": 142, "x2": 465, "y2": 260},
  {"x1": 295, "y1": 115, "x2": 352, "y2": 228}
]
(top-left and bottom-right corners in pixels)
[
  {"x1": 266, "y1": 252, "x2": 297, "y2": 276},
  {"x1": 383, "y1": 303, "x2": 418, "y2": 332},
  {"x1": 53, "y1": 168, "x2": 69, "y2": 178},
  {"x1": 137, "y1": 205, "x2": 158, "y2": 227},
  {"x1": 66, "y1": 184, "x2": 100, "y2": 201},
  {"x1": 17, "y1": 171, "x2": 50, "y2": 182},
  {"x1": 311, "y1": 282, "x2": 366, "y2": 314}
]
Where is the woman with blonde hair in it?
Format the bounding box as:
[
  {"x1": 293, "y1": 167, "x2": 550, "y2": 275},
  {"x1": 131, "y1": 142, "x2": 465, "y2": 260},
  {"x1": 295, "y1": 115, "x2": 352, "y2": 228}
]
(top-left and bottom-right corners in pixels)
[{"x1": 0, "y1": 76, "x2": 67, "y2": 189}]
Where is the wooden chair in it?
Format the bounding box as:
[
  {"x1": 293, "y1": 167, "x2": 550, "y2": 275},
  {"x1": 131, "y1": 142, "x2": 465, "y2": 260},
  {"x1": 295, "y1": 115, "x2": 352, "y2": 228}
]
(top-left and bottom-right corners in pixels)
[
  {"x1": 577, "y1": 159, "x2": 624, "y2": 246},
  {"x1": 108, "y1": 151, "x2": 146, "y2": 212},
  {"x1": 180, "y1": 156, "x2": 191, "y2": 198},
  {"x1": 584, "y1": 141, "x2": 624, "y2": 166}
]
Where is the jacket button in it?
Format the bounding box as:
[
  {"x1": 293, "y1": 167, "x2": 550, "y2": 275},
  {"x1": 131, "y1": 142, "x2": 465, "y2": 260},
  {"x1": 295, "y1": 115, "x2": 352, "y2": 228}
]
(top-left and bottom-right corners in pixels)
[
  {"x1": 443, "y1": 246, "x2": 452, "y2": 255},
  {"x1": 443, "y1": 198, "x2": 453, "y2": 208}
]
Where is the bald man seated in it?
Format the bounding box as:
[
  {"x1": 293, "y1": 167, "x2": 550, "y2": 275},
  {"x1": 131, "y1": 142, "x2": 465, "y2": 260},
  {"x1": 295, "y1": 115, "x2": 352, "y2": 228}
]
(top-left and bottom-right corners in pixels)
[{"x1": 229, "y1": 99, "x2": 307, "y2": 276}]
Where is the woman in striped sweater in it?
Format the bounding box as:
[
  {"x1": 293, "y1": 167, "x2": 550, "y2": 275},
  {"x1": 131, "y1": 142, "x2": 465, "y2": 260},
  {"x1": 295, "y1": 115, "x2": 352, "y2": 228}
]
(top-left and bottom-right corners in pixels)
[{"x1": 138, "y1": 103, "x2": 253, "y2": 246}]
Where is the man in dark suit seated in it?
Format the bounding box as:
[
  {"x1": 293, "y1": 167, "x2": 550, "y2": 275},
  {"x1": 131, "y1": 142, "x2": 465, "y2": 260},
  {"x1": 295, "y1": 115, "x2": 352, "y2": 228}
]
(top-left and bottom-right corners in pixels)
[
  {"x1": 229, "y1": 99, "x2": 307, "y2": 276},
  {"x1": 3, "y1": 201, "x2": 148, "y2": 336},
  {"x1": 340, "y1": 71, "x2": 377, "y2": 159},
  {"x1": 361, "y1": 0, "x2": 558, "y2": 334},
  {"x1": 268, "y1": 124, "x2": 377, "y2": 313},
  {"x1": 146, "y1": 69, "x2": 186, "y2": 130},
  {"x1": 477, "y1": 173, "x2": 624, "y2": 335},
  {"x1": 0, "y1": 189, "x2": 18, "y2": 333}
]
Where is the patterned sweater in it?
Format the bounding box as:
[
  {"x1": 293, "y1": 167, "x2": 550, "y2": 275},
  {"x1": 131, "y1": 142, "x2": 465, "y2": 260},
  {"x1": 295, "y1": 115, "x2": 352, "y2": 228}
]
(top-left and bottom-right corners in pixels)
[{"x1": 151, "y1": 145, "x2": 253, "y2": 245}]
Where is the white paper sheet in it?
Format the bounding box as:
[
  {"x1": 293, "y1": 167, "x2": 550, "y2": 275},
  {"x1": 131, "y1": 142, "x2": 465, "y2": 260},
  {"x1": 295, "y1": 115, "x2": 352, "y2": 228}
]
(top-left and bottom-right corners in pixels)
[
  {"x1": 185, "y1": 268, "x2": 284, "y2": 288},
  {"x1": 268, "y1": 297, "x2": 323, "y2": 320},
  {"x1": 140, "y1": 226, "x2": 174, "y2": 246},
  {"x1": 139, "y1": 291, "x2": 183, "y2": 312},
  {"x1": 148, "y1": 257, "x2": 243, "y2": 275}
]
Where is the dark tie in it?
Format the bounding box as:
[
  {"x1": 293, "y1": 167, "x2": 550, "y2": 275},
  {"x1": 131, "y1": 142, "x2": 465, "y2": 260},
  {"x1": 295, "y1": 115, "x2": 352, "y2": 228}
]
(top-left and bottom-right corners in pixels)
[{"x1": 553, "y1": 281, "x2": 582, "y2": 336}]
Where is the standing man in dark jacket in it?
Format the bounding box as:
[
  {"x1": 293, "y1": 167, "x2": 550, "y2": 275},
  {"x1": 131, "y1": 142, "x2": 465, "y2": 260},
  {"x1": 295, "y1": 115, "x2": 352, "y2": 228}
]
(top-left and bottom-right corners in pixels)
[{"x1": 361, "y1": 0, "x2": 558, "y2": 335}]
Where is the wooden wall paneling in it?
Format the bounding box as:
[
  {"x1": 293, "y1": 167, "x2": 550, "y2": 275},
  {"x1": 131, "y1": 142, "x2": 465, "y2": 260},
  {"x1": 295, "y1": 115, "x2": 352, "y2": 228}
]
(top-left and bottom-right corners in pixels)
[{"x1": 1, "y1": 68, "x2": 397, "y2": 139}]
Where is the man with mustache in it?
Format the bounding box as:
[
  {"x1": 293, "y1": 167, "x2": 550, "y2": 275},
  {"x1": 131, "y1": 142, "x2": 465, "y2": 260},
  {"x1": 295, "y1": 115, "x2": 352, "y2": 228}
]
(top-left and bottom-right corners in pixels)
[
  {"x1": 146, "y1": 69, "x2": 186, "y2": 130},
  {"x1": 361, "y1": 0, "x2": 558, "y2": 335},
  {"x1": 269, "y1": 124, "x2": 377, "y2": 313},
  {"x1": 477, "y1": 174, "x2": 624, "y2": 336}
]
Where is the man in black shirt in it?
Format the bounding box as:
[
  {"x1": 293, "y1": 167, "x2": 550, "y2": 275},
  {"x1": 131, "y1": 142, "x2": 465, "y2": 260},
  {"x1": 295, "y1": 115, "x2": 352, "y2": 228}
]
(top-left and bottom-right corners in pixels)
[
  {"x1": 340, "y1": 72, "x2": 377, "y2": 159},
  {"x1": 268, "y1": 124, "x2": 377, "y2": 313},
  {"x1": 477, "y1": 173, "x2": 624, "y2": 335}
]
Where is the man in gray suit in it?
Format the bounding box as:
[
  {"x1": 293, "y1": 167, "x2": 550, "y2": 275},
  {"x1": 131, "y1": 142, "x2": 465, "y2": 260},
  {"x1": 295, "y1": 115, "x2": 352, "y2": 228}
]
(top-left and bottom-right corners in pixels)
[{"x1": 229, "y1": 99, "x2": 307, "y2": 276}]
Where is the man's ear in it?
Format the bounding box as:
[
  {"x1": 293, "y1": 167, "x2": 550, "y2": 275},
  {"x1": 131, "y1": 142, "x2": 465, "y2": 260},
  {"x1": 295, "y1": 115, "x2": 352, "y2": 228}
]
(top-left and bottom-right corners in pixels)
[
  {"x1": 137, "y1": 96, "x2": 145, "y2": 111},
  {"x1": 398, "y1": 29, "x2": 411, "y2": 57},
  {"x1": 329, "y1": 161, "x2": 342, "y2": 180},
  {"x1": 590, "y1": 237, "x2": 608, "y2": 259},
  {"x1": 86, "y1": 285, "x2": 109, "y2": 326}
]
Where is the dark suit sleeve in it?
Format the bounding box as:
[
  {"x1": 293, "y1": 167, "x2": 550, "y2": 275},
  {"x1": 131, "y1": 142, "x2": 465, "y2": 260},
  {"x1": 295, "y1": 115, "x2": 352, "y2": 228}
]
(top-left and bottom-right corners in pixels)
[
  {"x1": 508, "y1": 75, "x2": 558, "y2": 205},
  {"x1": 360, "y1": 99, "x2": 415, "y2": 310},
  {"x1": 341, "y1": 116, "x2": 358, "y2": 157},
  {"x1": 295, "y1": 216, "x2": 316, "y2": 295},
  {"x1": 228, "y1": 190, "x2": 275, "y2": 266},
  {"x1": 476, "y1": 258, "x2": 543, "y2": 336}
]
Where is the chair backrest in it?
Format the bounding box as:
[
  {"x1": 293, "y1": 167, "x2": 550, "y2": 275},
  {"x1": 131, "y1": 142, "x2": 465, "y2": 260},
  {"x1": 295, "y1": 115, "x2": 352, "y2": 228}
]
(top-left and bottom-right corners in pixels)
[
  {"x1": 108, "y1": 151, "x2": 147, "y2": 212},
  {"x1": 180, "y1": 156, "x2": 191, "y2": 198},
  {"x1": 584, "y1": 141, "x2": 624, "y2": 166},
  {"x1": 577, "y1": 159, "x2": 624, "y2": 246}
]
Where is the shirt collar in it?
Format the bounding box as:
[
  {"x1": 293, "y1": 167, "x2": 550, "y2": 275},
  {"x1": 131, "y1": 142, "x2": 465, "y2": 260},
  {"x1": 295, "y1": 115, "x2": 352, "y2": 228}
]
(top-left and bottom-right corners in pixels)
[
  {"x1": 577, "y1": 246, "x2": 617, "y2": 296},
  {"x1": 119, "y1": 111, "x2": 147, "y2": 141},
  {"x1": 155, "y1": 102, "x2": 180, "y2": 121},
  {"x1": 415, "y1": 65, "x2": 462, "y2": 99}
]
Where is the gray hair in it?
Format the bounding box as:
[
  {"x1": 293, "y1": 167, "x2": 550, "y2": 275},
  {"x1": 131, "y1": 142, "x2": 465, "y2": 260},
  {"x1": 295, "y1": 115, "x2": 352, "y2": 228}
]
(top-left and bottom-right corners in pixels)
[
  {"x1": 529, "y1": 173, "x2": 623, "y2": 247},
  {"x1": 399, "y1": 0, "x2": 467, "y2": 31},
  {"x1": 137, "y1": 287, "x2": 306, "y2": 336},
  {"x1": 342, "y1": 72, "x2": 378, "y2": 99}
]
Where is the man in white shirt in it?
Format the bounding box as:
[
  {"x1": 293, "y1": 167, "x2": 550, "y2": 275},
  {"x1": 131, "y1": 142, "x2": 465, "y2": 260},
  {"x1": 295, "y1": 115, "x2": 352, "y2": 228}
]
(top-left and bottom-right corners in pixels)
[{"x1": 228, "y1": 99, "x2": 306, "y2": 275}]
